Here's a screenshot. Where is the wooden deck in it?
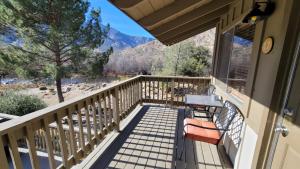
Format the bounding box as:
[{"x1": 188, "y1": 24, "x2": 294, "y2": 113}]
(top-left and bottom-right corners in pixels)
[{"x1": 88, "y1": 105, "x2": 232, "y2": 169}]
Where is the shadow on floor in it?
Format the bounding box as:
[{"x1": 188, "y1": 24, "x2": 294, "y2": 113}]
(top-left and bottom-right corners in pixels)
[{"x1": 90, "y1": 105, "x2": 231, "y2": 169}]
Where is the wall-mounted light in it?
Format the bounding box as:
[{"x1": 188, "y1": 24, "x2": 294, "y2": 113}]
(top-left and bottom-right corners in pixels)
[{"x1": 243, "y1": 2, "x2": 275, "y2": 24}]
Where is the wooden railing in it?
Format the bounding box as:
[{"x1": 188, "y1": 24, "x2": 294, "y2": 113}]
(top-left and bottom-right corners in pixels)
[
  {"x1": 0, "y1": 75, "x2": 210, "y2": 169},
  {"x1": 140, "y1": 75, "x2": 211, "y2": 105}
]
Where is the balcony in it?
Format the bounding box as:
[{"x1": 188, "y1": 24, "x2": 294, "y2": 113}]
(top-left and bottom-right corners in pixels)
[{"x1": 0, "y1": 75, "x2": 232, "y2": 169}]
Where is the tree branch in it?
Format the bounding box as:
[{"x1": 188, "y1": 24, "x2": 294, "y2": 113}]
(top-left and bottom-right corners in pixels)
[{"x1": 8, "y1": 44, "x2": 55, "y2": 62}]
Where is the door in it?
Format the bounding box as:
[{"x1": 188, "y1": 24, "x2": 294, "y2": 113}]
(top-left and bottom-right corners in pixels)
[{"x1": 268, "y1": 35, "x2": 300, "y2": 169}]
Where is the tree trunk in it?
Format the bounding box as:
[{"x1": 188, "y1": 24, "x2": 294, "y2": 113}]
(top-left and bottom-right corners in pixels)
[
  {"x1": 56, "y1": 70, "x2": 64, "y2": 103},
  {"x1": 55, "y1": 49, "x2": 64, "y2": 103}
]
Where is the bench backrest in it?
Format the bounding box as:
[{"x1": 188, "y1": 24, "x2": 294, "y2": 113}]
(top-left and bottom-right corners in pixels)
[{"x1": 214, "y1": 101, "x2": 244, "y2": 145}]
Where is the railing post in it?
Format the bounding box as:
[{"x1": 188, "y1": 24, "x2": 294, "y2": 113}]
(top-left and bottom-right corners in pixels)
[
  {"x1": 171, "y1": 79, "x2": 175, "y2": 107},
  {"x1": 113, "y1": 86, "x2": 120, "y2": 132}
]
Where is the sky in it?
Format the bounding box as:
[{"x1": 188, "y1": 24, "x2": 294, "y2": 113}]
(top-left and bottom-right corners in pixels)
[{"x1": 89, "y1": 0, "x2": 153, "y2": 38}]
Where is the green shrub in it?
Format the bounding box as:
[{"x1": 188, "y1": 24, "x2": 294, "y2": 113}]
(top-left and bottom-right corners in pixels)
[{"x1": 0, "y1": 91, "x2": 47, "y2": 116}]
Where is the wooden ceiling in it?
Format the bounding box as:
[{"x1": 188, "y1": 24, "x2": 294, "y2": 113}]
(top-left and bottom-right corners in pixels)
[{"x1": 109, "y1": 0, "x2": 234, "y2": 45}]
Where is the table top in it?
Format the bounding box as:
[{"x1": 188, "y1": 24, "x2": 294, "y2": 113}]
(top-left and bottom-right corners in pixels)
[{"x1": 185, "y1": 94, "x2": 223, "y2": 107}]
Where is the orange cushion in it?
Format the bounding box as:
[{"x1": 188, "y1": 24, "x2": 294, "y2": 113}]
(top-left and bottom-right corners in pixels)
[{"x1": 183, "y1": 118, "x2": 221, "y2": 145}]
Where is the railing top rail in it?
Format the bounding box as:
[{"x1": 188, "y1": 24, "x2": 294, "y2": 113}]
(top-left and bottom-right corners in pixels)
[
  {"x1": 141, "y1": 75, "x2": 211, "y2": 80},
  {"x1": 0, "y1": 75, "x2": 142, "y2": 135},
  {"x1": 0, "y1": 113, "x2": 18, "y2": 120}
]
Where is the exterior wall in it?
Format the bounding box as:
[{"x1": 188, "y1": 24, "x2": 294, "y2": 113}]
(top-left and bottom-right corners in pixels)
[{"x1": 212, "y1": 0, "x2": 296, "y2": 168}]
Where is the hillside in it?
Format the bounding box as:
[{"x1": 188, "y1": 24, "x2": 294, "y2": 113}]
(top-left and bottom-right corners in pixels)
[{"x1": 104, "y1": 28, "x2": 216, "y2": 74}]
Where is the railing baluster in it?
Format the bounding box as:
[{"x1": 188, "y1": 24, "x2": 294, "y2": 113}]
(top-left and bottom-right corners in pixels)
[
  {"x1": 130, "y1": 81, "x2": 132, "y2": 107},
  {"x1": 107, "y1": 91, "x2": 112, "y2": 128},
  {"x1": 119, "y1": 86, "x2": 123, "y2": 116},
  {"x1": 0, "y1": 136, "x2": 9, "y2": 169},
  {"x1": 103, "y1": 92, "x2": 108, "y2": 130},
  {"x1": 148, "y1": 79, "x2": 150, "y2": 100},
  {"x1": 66, "y1": 107, "x2": 79, "y2": 163},
  {"x1": 8, "y1": 133, "x2": 23, "y2": 169},
  {"x1": 56, "y1": 113, "x2": 69, "y2": 168},
  {"x1": 171, "y1": 79, "x2": 175, "y2": 106},
  {"x1": 143, "y1": 78, "x2": 146, "y2": 100},
  {"x1": 83, "y1": 101, "x2": 92, "y2": 147},
  {"x1": 96, "y1": 94, "x2": 103, "y2": 134},
  {"x1": 76, "y1": 104, "x2": 85, "y2": 154},
  {"x1": 42, "y1": 118, "x2": 56, "y2": 169},
  {"x1": 113, "y1": 86, "x2": 120, "y2": 131},
  {"x1": 25, "y1": 125, "x2": 40, "y2": 169},
  {"x1": 139, "y1": 78, "x2": 143, "y2": 104},
  {"x1": 90, "y1": 97, "x2": 100, "y2": 143},
  {"x1": 127, "y1": 83, "x2": 130, "y2": 110}
]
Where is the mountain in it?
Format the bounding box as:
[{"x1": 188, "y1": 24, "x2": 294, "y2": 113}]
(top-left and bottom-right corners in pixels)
[
  {"x1": 101, "y1": 27, "x2": 154, "y2": 51},
  {"x1": 104, "y1": 28, "x2": 216, "y2": 74},
  {"x1": 0, "y1": 26, "x2": 154, "y2": 52}
]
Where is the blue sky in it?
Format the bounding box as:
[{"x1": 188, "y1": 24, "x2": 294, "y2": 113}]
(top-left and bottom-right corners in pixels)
[{"x1": 89, "y1": 0, "x2": 153, "y2": 38}]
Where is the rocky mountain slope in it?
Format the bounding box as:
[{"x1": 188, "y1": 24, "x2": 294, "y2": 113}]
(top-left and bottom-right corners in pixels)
[
  {"x1": 104, "y1": 28, "x2": 216, "y2": 74},
  {"x1": 101, "y1": 27, "x2": 154, "y2": 51}
]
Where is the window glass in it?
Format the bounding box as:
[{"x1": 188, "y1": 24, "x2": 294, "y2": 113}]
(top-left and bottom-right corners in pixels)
[{"x1": 215, "y1": 23, "x2": 255, "y2": 100}]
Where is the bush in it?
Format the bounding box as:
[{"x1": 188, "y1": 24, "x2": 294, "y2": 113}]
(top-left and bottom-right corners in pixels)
[{"x1": 0, "y1": 91, "x2": 47, "y2": 116}]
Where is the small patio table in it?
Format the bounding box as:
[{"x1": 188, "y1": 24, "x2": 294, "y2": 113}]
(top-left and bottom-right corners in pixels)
[{"x1": 184, "y1": 94, "x2": 223, "y2": 118}]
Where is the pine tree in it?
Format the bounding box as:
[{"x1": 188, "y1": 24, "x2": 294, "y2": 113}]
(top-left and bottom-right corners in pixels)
[{"x1": 0, "y1": 0, "x2": 112, "y2": 102}]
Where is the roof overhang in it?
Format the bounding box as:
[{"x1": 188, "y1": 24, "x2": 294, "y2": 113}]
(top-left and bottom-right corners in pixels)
[{"x1": 109, "y1": 0, "x2": 234, "y2": 45}]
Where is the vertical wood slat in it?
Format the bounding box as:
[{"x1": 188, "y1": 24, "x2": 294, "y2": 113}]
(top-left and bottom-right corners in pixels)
[
  {"x1": 136, "y1": 80, "x2": 138, "y2": 104},
  {"x1": 192, "y1": 79, "x2": 195, "y2": 94},
  {"x1": 166, "y1": 79, "x2": 169, "y2": 103},
  {"x1": 83, "y1": 101, "x2": 92, "y2": 146},
  {"x1": 0, "y1": 136, "x2": 10, "y2": 169},
  {"x1": 113, "y1": 86, "x2": 120, "y2": 131},
  {"x1": 56, "y1": 113, "x2": 69, "y2": 168},
  {"x1": 157, "y1": 79, "x2": 160, "y2": 101},
  {"x1": 119, "y1": 87, "x2": 124, "y2": 115},
  {"x1": 132, "y1": 81, "x2": 135, "y2": 105},
  {"x1": 152, "y1": 80, "x2": 154, "y2": 100},
  {"x1": 140, "y1": 78, "x2": 143, "y2": 103},
  {"x1": 122, "y1": 86, "x2": 126, "y2": 114},
  {"x1": 96, "y1": 94, "x2": 103, "y2": 134},
  {"x1": 130, "y1": 81, "x2": 133, "y2": 107},
  {"x1": 91, "y1": 97, "x2": 100, "y2": 142},
  {"x1": 143, "y1": 79, "x2": 146, "y2": 100},
  {"x1": 103, "y1": 92, "x2": 108, "y2": 130},
  {"x1": 107, "y1": 91, "x2": 112, "y2": 127},
  {"x1": 171, "y1": 79, "x2": 175, "y2": 106},
  {"x1": 66, "y1": 107, "x2": 79, "y2": 163},
  {"x1": 25, "y1": 125, "x2": 40, "y2": 169},
  {"x1": 148, "y1": 79, "x2": 151, "y2": 100},
  {"x1": 135, "y1": 80, "x2": 138, "y2": 104},
  {"x1": 76, "y1": 104, "x2": 85, "y2": 153},
  {"x1": 8, "y1": 133, "x2": 23, "y2": 169},
  {"x1": 125, "y1": 83, "x2": 128, "y2": 110},
  {"x1": 42, "y1": 118, "x2": 56, "y2": 169}
]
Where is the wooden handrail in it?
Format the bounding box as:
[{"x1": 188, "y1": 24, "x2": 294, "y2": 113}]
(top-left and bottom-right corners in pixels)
[{"x1": 0, "y1": 75, "x2": 210, "y2": 169}]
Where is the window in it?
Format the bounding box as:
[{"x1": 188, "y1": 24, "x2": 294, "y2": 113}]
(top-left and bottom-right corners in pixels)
[{"x1": 216, "y1": 23, "x2": 255, "y2": 100}]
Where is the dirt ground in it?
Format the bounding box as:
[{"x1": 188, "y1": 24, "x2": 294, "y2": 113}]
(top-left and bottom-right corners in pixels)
[{"x1": 19, "y1": 79, "x2": 122, "y2": 106}]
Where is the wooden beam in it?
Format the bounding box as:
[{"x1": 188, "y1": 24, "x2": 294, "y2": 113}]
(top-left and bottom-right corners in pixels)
[
  {"x1": 139, "y1": 0, "x2": 212, "y2": 27},
  {"x1": 149, "y1": 0, "x2": 232, "y2": 34},
  {"x1": 156, "y1": 7, "x2": 227, "y2": 41},
  {"x1": 109, "y1": 0, "x2": 143, "y2": 9},
  {"x1": 163, "y1": 19, "x2": 218, "y2": 45}
]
